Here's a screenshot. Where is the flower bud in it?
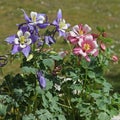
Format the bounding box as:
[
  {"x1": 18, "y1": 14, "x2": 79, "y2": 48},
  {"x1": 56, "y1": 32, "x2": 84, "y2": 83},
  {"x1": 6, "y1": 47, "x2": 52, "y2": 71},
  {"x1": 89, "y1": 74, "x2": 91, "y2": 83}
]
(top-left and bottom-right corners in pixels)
[
  {"x1": 112, "y1": 55, "x2": 118, "y2": 62},
  {"x1": 100, "y1": 42, "x2": 106, "y2": 51}
]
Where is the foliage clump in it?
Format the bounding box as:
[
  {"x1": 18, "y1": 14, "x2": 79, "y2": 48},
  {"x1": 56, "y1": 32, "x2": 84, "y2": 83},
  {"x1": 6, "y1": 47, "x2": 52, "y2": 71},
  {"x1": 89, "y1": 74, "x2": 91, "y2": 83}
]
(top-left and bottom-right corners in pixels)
[{"x1": 0, "y1": 9, "x2": 120, "y2": 120}]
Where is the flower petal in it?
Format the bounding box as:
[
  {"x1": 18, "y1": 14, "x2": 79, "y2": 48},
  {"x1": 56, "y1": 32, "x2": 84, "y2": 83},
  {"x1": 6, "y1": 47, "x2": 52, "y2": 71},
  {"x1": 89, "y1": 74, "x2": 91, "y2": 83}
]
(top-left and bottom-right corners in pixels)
[
  {"x1": 11, "y1": 45, "x2": 20, "y2": 54},
  {"x1": 17, "y1": 30, "x2": 23, "y2": 37},
  {"x1": 20, "y1": 44, "x2": 26, "y2": 48},
  {"x1": 21, "y1": 45, "x2": 30, "y2": 57},
  {"x1": 24, "y1": 31, "x2": 30, "y2": 38},
  {"x1": 31, "y1": 11, "x2": 37, "y2": 22},
  {"x1": 26, "y1": 38, "x2": 32, "y2": 45},
  {"x1": 57, "y1": 9, "x2": 62, "y2": 19},
  {"x1": 37, "y1": 14, "x2": 45, "y2": 24},
  {"x1": 37, "y1": 71, "x2": 46, "y2": 88},
  {"x1": 21, "y1": 9, "x2": 31, "y2": 22},
  {"x1": 37, "y1": 23, "x2": 49, "y2": 28},
  {"x1": 5, "y1": 35, "x2": 16, "y2": 44},
  {"x1": 14, "y1": 38, "x2": 19, "y2": 44},
  {"x1": 83, "y1": 24, "x2": 92, "y2": 33}
]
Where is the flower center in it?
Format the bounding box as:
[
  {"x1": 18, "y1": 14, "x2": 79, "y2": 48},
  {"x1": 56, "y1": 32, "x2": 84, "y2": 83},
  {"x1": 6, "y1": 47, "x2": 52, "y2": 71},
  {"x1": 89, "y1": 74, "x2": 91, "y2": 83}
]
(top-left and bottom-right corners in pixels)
[
  {"x1": 59, "y1": 20, "x2": 66, "y2": 29},
  {"x1": 83, "y1": 43, "x2": 90, "y2": 51},
  {"x1": 79, "y1": 30, "x2": 83, "y2": 35},
  {"x1": 20, "y1": 36, "x2": 25, "y2": 44},
  {"x1": 32, "y1": 15, "x2": 36, "y2": 22}
]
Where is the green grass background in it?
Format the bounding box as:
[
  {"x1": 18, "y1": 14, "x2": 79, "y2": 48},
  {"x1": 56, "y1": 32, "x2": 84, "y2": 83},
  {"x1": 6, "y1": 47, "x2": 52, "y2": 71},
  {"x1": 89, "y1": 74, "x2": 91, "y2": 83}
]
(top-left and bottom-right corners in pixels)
[{"x1": 0, "y1": 0, "x2": 120, "y2": 91}]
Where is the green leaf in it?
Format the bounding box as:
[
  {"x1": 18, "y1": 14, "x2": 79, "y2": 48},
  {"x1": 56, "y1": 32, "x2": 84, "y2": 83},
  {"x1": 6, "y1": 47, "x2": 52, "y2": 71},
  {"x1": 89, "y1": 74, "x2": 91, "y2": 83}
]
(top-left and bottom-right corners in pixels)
[
  {"x1": 0, "y1": 103, "x2": 7, "y2": 116},
  {"x1": 96, "y1": 26, "x2": 105, "y2": 32},
  {"x1": 58, "y1": 115, "x2": 66, "y2": 120},
  {"x1": 103, "y1": 81, "x2": 112, "y2": 92},
  {"x1": 22, "y1": 113, "x2": 36, "y2": 120},
  {"x1": 21, "y1": 66, "x2": 37, "y2": 74},
  {"x1": 90, "y1": 93, "x2": 101, "y2": 99},
  {"x1": 99, "y1": 36, "x2": 113, "y2": 43},
  {"x1": 45, "y1": 78, "x2": 53, "y2": 90},
  {"x1": 98, "y1": 112, "x2": 110, "y2": 120},
  {"x1": 81, "y1": 58, "x2": 89, "y2": 69},
  {"x1": 36, "y1": 109, "x2": 53, "y2": 120},
  {"x1": 96, "y1": 99, "x2": 106, "y2": 111},
  {"x1": 50, "y1": 55, "x2": 63, "y2": 61},
  {"x1": 46, "y1": 91, "x2": 52, "y2": 100},
  {"x1": 88, "y1": 71, "x2": 95, "y2": 79},
  {"x1": 43, "y1": 58, "x2": 55, "y2": 70}
]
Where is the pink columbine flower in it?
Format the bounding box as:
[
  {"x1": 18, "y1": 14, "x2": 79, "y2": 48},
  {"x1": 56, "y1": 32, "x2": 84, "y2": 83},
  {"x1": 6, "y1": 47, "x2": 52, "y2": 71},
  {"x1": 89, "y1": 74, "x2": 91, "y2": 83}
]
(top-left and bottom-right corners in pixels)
[
  {"x1": 73, "y1": 34, "x2": 98, "y2": 62},
  {"x1": 112, "y1": 55, "x2": 118, "y2": 62},
  {"x1": 67, "y1": 24, "x2": 91, "y2": 44}
]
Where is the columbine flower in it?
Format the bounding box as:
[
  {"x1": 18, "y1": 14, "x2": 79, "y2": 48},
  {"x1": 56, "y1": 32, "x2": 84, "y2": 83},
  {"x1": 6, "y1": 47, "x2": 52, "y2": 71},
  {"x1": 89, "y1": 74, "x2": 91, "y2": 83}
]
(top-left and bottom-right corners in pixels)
[
  {"x1": 44, "y1": 36, "x2": 55, "y2": 46},
  {"x1": 53, "y1": 9, "x2": 70, "y2": 37},
  {"x1": 6, "y1": 29, "x2": 32, "y2": 57},
  {"x1": 37, "y1": 71, "x2": 46, "y2": 88},
  {"x1": 73, "y1": 34, "x2": 98, "y2": 62},
  {"x1": 67, "y1": 24, "x2": 91, "y2": 44},
  {"x1": 22, "y1": 9, "x2": 49, "y2": 28}
]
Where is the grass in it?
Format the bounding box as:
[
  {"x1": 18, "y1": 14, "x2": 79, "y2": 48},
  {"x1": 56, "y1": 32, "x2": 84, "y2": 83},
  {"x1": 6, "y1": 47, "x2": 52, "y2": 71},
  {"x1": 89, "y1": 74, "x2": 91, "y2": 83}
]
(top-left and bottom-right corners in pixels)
[{"x1": 0, "y1": 0, "x2": 120, "y2": 90}]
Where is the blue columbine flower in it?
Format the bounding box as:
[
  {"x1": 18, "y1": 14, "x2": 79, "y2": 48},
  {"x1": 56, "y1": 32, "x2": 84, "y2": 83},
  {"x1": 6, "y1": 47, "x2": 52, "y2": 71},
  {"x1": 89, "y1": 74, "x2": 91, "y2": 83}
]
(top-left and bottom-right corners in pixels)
[
  {"x1": 6, "y1": 29, "x2": 31, "y2": 57},
  {"x1": 5, "y1": 24, "x2": 39, "y2": 57},
  {"x1": 53, "y1": 9, "x2": 70, "y2": 37},
  {"x1": 37, "y1": 71, "x2": 46, "y2": 88},
  {"x1": 44, "y1": 36, "x2": 55, "y2": 46},
  {"x1": 22, "y1": 9, "x2": 49, "y2": 29}
]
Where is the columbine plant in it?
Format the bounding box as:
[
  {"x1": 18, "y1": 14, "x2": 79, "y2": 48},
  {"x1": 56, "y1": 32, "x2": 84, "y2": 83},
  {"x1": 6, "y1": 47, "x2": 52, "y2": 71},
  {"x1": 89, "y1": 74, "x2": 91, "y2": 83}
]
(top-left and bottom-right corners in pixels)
[{"x1": 0, "y1": 9, "x2": 120, "y2": 120}]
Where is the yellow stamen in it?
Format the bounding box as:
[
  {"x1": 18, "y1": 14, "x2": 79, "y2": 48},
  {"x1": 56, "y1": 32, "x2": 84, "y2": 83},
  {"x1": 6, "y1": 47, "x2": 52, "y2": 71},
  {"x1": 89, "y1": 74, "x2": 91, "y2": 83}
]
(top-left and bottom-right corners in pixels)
[
  {"x1": 79, "y1": 30, "x2": 83, "y2": 35},
  {"x1": 20, "y1": 36, "x2": 25, "y2": 44},
  {"x1": 32, "y1": 15, "x2": 36, "y2": 22},
  {"x1": 59, "y1": 20, "x2": 66, "y2": 29},
  {"x1": 84, "y1": 43, "x2": 90, "y2": 51}
]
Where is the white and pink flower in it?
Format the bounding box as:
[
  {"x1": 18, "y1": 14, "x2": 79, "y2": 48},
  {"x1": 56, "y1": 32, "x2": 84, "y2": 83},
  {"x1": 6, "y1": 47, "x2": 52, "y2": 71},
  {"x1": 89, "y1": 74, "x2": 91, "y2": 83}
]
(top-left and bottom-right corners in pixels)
[
  {"x1": 73, "y1": 34, "x2": 98, "y2": 62},
  {"x1": 67, "y1": 24, "x2": 91, "y2": 44}
]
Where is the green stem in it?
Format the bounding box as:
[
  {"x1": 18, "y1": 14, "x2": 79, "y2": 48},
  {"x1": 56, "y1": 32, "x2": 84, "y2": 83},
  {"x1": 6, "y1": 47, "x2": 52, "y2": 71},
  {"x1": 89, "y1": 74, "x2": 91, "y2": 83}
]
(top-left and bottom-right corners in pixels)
[
  {"x1": 33, "y1": 79, "x2": 38, "y2": 113},
  {"x1": 84, "y1": 68, "x2": 88, "y2": 91},
  {"x1": 57, "y1": 102, "x2": 72, "y2": 109},
  {"x1": 66, "y1": 40, "x2": 72, "y2": 53}
]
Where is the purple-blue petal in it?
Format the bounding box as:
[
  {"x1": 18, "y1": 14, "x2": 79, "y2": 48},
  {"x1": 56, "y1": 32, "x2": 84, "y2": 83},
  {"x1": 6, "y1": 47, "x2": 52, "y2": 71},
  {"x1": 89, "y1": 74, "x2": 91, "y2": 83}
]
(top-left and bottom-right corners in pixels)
[
  {"x1": 5, "y1": 35, "x2": 16, "y2": 44},
  {"x1": 37, "y1": 23, "x2": 49, "y2": 29},
  {"x1": 59, "y1": 30, "x2": 66, "y2": 37},
  {"x1": 52, "y1": 20, "x2": 58, "y2": 26},
  {"x1": 20, "y1": 25, "x2": 29, "y2": 33},
  {"x1": 39, "y1": 76, "x2": 46, "y2": 88},
  {"x1": 45, "y1": 36, "x2": 55, "y2": 46},
  {"x1": 31, "y1": 34, "x2": 39, "y2": 43},
  {"x1": 37, "y1": 13, "x2": 46, "y2": 19},
  {"x1": 21, "y1": 9, "x2": 31, "y2": 22},
  {"x1": 37, "y1": 41, "x2": 43, "y2": 47},
  {"x1": 37, "y1": 71, "x2": 46, "y2": 88},
  {"x1": 11, "y1": 45, "x2": 20, "y2": 54},
  {"x1": 57, "y1": 9, "x2": 62, "y2": 19},
  {"x1": 21, "y1": 46, "x2": 30, "y2": 57}
]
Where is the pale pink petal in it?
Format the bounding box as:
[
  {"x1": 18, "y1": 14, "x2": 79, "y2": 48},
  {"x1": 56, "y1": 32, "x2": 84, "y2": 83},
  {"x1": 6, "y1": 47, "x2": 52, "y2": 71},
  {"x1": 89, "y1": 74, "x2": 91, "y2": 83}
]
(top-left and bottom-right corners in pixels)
[
  {"x1": 85, "y1": 34, "x2": 93, "y2": 41},
  {"x1": 78, "y1": 36, "x2": 84, "y2": 46},
  {"x1": 83, "y1": 24, "x2": 92, "y2": 33},
  {"x1": 72, "y1": 25, "x2": 79, "y2": 35},
  {"x1": 85, "y1": 56, "x2": 91, "y2": 62}
]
